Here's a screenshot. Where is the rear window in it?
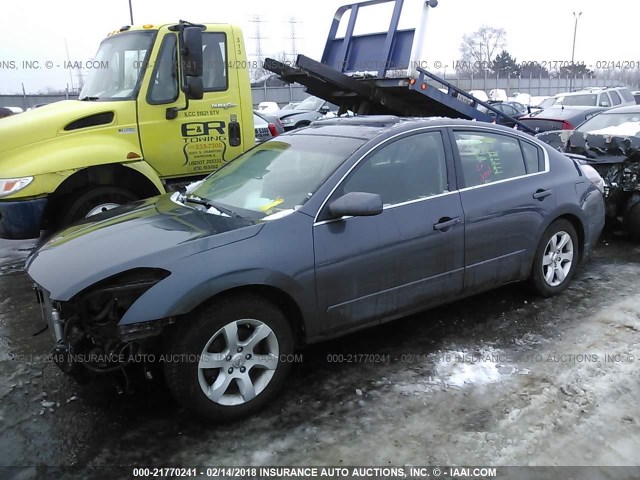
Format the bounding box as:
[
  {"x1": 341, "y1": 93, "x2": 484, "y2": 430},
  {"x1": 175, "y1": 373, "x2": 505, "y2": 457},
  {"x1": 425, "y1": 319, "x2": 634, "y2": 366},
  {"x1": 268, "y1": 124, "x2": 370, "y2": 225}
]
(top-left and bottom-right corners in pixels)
[{"x1": 620, "y1": 89, "x2": 635, "y2": 103}]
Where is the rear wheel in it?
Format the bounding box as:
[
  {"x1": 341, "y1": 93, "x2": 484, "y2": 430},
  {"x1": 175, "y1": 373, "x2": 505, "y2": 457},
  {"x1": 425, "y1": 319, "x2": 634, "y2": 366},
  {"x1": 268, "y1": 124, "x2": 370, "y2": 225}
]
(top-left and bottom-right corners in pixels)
[
  {"x1": 164, "y1": 295, "x2": 294, "y2": 421},
  {"x1": 62, "y1": 186, "x2": 138, "y2": 225},
  {"x1": 530, "y1": 219, "x2": 579, "y2": 297}
]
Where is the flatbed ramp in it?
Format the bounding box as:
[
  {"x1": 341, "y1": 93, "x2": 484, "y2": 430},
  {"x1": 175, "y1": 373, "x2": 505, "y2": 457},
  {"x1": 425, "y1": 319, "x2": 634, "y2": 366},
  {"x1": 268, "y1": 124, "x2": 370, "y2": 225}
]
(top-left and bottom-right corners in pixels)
[{"x1": 264, "y1": 0, "x2": 535, "y2": 134}]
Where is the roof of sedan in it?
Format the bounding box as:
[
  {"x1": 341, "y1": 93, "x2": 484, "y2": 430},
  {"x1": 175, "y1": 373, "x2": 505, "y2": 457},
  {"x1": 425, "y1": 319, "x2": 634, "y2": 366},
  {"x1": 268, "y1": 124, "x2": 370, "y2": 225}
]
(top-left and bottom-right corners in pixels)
[{"x1": 297, "y1": 115, "x2": 521, "y2": 140}]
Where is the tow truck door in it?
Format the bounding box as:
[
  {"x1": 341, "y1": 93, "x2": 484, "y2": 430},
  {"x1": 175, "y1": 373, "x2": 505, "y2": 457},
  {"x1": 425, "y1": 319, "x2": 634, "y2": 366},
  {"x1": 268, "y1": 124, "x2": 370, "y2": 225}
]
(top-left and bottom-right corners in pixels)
[{"x1": 137, "y1": 25, "x2": 248, "y2": 179}]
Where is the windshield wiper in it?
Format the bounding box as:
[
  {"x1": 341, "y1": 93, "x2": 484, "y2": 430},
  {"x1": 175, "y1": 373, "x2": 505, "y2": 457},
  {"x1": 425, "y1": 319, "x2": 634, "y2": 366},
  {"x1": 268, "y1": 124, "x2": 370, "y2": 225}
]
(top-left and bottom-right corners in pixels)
[
  {"x1": 181, "y1": 194, "x2": 243, "y2": 219},
  {"x1": 79, "y1": 96, "x2": 100, "y2": 101}
]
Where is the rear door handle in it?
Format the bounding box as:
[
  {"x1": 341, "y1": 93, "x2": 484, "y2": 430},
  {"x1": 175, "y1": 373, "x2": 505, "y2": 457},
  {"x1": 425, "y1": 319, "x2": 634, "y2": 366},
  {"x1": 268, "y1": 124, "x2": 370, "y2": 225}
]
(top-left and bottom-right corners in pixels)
[
  {"x1": 433, "y1": 217, "x2": 461, "y2": 231},
  {"x1": 533, "y1": 189, "x2": 553, "y2": 200}
]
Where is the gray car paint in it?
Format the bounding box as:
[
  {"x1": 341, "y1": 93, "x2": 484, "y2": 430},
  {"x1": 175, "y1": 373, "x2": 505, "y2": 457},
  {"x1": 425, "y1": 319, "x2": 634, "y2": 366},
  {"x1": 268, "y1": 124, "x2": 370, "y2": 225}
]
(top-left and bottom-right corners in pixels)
[{"x1": 26, "y1": 117, "x2": 605, "y2": 344}]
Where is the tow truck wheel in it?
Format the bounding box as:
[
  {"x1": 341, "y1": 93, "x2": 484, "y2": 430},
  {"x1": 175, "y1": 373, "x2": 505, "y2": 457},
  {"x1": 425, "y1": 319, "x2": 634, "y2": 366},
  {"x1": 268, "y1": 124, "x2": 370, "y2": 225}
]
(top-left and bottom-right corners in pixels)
[
  {"x1": 164, "y1": 295, "x2": 294, "y2": 421},
  {"x1": 627, "y1": 203, "x2": 640, "y2": 242},
  {"x1": 63, "y1": 186, "x2": 138, "y2": 225}
]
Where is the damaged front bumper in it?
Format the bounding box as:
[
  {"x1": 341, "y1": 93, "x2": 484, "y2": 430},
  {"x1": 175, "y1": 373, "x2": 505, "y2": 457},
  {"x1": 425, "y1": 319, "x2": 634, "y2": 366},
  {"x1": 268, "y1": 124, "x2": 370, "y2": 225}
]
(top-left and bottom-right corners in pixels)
[{"x1": 33, "y1": 268, "x2": 173, "y2": 380}]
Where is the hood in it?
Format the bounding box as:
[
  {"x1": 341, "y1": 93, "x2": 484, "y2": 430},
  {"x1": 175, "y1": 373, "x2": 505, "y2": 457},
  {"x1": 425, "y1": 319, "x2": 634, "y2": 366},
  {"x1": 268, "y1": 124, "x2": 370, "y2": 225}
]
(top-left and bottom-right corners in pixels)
[
  {"x1": 0, "y1": 100, "x2": 122, "y2": 154},
  {"x1": 26, "y1": 194, "x2": 263, "y2": 300}
]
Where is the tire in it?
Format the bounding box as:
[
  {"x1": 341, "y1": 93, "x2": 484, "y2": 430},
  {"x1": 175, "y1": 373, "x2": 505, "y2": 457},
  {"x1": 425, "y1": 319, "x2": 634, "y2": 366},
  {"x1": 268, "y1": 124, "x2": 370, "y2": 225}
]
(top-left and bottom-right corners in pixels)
[
  {"x1": 627, "y1": 203, "x2": 640, "y2": 242},
  {"x1": 164, "y1": 295, "x2": 294, "y2": 421},
  {"x1": 530, "y1": 219, "x2": 579, "y2": 297},
  {"x1": 294, "y1": 121, "x2": 311, "y2": 130},
  {"x1": 63, "y1": 186, "x2": 138, "y2": 225}
]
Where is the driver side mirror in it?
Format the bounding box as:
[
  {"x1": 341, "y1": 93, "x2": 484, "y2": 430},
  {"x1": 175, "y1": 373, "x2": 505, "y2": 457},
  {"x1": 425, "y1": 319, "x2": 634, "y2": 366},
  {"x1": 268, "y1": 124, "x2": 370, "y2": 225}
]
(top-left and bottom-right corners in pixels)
[
  {"x1": 182, "y1": 26, "x2": 203, "y2": 77},
  {"x1": 319, "y1": 105, "x2": 330, "y2": 114},
  {"x1": 328, "y1": 192, "x2": 383, "y2": 218}
]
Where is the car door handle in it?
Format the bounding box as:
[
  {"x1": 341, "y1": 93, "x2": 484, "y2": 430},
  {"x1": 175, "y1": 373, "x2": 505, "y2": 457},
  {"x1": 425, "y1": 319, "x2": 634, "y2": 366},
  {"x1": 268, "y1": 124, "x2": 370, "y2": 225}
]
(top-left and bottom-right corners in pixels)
[
  {"x1": 533, "y1": 189, "x2": 553, "y2": 200},
  {"x1": 433, "y1": 217, "x2": 461, "y2": 231}
]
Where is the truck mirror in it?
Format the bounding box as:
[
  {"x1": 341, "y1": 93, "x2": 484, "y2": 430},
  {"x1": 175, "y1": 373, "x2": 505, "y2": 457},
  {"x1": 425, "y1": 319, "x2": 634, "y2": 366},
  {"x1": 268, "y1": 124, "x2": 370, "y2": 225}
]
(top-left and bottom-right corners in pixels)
[
  {"x1": 186, "y1": 76, "x2": 204, "y2": 100},
  {"x1": 182, "y1": 26, "x2": 203, "y2": 77}
]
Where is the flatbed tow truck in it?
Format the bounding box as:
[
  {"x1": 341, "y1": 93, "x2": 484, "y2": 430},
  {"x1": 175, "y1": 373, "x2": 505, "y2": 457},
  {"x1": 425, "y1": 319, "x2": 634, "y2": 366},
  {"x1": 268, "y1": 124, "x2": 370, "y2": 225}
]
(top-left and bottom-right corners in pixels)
[{"x1": 265, "y1": 0, "x2": 536, "y2": 134}]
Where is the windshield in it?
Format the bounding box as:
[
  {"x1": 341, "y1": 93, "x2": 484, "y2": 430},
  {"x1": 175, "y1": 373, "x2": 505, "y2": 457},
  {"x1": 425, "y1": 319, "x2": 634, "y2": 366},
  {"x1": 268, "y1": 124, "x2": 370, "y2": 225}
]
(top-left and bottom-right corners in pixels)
[
  {"x1": 79, "y1": 31, "x2": 154, "y2": 101},
  {"x1": 295, "y1": 96, "x2": 325, "y2": 111},
  {"x1": 577, "y1": 111, "x2": 640, "y2": 135},
  {"x1": 191, "y1": 135, "x2": 366, "y2": 219},
  {"x1": 560, "y1": 94, "x2": 598, "y2": 107}
]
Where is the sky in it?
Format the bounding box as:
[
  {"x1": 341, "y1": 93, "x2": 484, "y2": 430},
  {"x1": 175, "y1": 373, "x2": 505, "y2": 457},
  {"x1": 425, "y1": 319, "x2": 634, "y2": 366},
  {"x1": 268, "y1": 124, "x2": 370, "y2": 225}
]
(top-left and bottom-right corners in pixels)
[{"x1": 0, "y1": 0, "x2": 638, "y2": 94}]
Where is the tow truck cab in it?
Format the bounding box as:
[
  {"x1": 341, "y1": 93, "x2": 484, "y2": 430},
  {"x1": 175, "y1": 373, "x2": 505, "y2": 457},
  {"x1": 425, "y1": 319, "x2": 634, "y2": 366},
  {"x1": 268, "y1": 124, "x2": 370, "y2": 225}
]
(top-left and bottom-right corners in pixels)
[{"x1": 0, "y1": 21, "x2": 253, "y2": 239}]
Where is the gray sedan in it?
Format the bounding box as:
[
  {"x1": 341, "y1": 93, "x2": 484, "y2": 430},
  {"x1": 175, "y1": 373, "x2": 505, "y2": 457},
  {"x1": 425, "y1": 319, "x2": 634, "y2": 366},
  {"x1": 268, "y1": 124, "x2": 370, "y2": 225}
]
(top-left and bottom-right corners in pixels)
[{"x1": 27, "y1": 117, "x2": 605, "y2": 420}]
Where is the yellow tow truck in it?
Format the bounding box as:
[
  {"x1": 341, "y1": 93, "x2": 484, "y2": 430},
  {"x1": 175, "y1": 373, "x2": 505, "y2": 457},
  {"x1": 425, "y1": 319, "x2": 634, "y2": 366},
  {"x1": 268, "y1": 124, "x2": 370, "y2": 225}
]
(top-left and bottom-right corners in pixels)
[{"x1": 0, "y1": 21, "x2": 253, "y2": 239}]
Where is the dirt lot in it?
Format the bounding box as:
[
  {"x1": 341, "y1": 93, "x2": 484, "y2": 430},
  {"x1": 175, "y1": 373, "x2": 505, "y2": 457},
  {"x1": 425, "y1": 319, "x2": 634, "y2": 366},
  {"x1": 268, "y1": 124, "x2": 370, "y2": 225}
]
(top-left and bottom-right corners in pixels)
[{"x1": 0, "y1": 229, "x2": 638, "y2": 478}]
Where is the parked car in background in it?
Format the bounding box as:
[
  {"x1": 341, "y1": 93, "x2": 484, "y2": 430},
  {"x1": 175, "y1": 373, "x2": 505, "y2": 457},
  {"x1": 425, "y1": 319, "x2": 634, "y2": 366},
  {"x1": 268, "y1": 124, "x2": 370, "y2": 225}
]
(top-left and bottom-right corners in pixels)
[
  {"x1": 484, "y1": 102, "x2": 527, "y2": 127},
  {"x1": 273, "y1": 95, "x2": 339, "y2": 131},
  {"x1": 510, "y1": 93, "x2": 532, "y2": 106},
  {"x1": 27, "y1": 116, "x2": 605, "y2": 421},
  {"x1": 253, "y1": 111, "x2": 284, "y2": 144},
  {"x1": 530, "y1": 96, "x2": 552, "y2": 108},
  {"x1": 256, "y1": 102, "x2": 280, "y2": 114},
  {"x1": 536, "y1": 105, "x2": 640, "y2": 240},
  {"x1": 502, "y1": 101, "x2": 528, "y2": 114},
  {"x1": 489, "y1": 89, "x2": 508, "y2": 102},
  {"x1": 280, "y1": 102, "x2": 300, "y2": 110},
  {"x1": 468, "y1": 90, "x2": 489, "y2": 103},
  {"x1": 0, "y1": 107, "x2": 14, "y2": 119},
  {"x1": 554, "y1": 87, "x2": 635, "y2": 108},
  {"x1": 519, "y1": 106, "x2": 607, "y2": 133}
]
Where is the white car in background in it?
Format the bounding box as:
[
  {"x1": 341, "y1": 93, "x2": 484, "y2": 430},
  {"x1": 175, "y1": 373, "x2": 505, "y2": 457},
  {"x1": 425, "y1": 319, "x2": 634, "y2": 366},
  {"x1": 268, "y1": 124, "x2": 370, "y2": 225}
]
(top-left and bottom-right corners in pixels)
[
  {"x1": 489, "y1": 89, "x2": 508, "y2": 102},
  {"x1": 256, "y1": 101, "x2": 280, "y2": 114}
]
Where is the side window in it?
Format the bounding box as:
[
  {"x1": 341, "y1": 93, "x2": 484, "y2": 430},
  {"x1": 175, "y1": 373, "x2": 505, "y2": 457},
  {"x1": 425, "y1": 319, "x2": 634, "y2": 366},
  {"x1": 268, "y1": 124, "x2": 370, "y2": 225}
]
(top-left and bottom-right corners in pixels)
[
  {"x1": 454, "y1": 131, "x2": 527, "y2": 187},
  {"x1": 342, "y1": 131, "x2": 449, "y2": 206},
  {"x1": 520, "y1": 140, "x2": 543, "y2": 174},
  {"x1": 148, "y1": 34, "x2": 178, "y2": 104},
  {"x1": 609, "y1": 90, "x2": 622, "y2": 106},
  {"x1": 202, "y1": 33, "x2": 228, "y2": 91},
  {"x1": 620, "y1": 89, "x2": 635, "y2": 103},
  {"x1": 599, "y1": 93, "x2": 611, "y2": 106}
]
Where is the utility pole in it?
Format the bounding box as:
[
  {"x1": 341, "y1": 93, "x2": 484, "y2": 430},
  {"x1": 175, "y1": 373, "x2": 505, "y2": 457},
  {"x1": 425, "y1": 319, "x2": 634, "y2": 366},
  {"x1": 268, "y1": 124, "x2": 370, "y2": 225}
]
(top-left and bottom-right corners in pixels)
[
  {"x1": 287, "y1": 17, "x2": 300, "y2": 64},
  {"x1": 249, "y1": 16, "x2": 266, "y2": 82},
  {"x1": 128, "y1": 0, "x2": 134, "y2": 25},
  {"x1": 570, "y1": 11, "x2": 582, "y2": 91}
]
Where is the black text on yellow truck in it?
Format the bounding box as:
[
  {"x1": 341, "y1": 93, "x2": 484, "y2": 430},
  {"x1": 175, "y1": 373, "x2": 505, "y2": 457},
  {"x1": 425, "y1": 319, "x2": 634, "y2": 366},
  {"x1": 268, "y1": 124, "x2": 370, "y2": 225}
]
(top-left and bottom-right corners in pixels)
[{"x1": 0, "y1": 21, "x2": 253, "y2": 239}]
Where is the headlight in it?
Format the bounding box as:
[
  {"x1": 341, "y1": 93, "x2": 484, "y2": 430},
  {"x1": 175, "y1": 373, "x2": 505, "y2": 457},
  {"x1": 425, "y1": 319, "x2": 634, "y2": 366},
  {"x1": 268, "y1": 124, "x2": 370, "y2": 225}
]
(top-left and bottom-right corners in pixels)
[
  {"x1": 281, "y1": 118, "x2": 293, "y2": 124},
  {"x1": 0, "y1": 177, "x2": 33, "y2": 198},
  {"x1": 580, "y1": 164, "x2": 605, "y2": 194}
]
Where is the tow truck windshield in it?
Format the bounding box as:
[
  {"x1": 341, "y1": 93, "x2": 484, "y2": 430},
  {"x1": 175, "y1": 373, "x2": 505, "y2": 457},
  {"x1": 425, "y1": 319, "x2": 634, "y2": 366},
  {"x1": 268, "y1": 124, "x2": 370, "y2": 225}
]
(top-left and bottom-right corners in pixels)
[{"x1": 79, "y1": 31, "x2": 155, "y2": 101}]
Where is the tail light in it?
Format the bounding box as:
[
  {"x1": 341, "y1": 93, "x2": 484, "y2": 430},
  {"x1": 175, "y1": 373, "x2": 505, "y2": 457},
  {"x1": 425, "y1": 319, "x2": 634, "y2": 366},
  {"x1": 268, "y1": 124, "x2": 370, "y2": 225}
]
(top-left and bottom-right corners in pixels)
[
  {"x1": 562, "y1": 121, "x2": 574, "y2": 130},
  {"x1": 267, "y1": 123, "x2": 279, "y2": 137}
]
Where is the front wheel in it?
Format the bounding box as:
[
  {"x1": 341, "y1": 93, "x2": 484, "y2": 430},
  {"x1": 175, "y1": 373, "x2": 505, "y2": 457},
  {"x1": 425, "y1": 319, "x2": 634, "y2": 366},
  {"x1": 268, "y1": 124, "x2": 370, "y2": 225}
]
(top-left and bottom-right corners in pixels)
[
  {"x1": 530, "y1": 219, "x2": 579, "y2": 297},
  {"x1": 164, "y1": 296, "x2": 294, "y2": 421}
]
